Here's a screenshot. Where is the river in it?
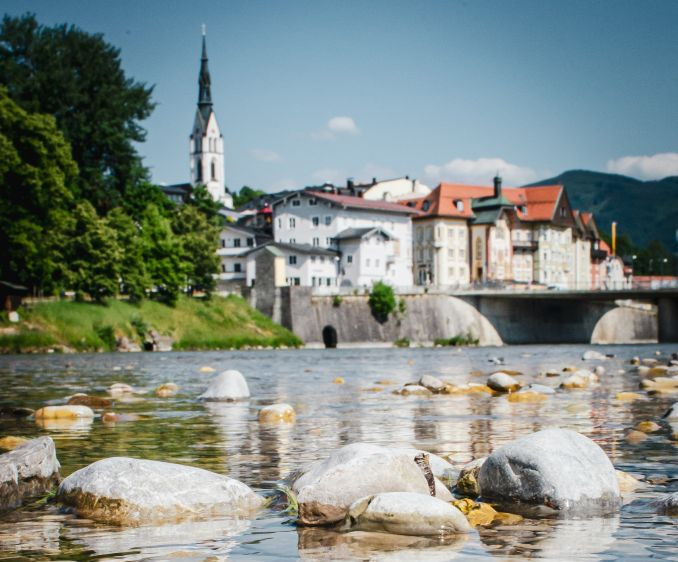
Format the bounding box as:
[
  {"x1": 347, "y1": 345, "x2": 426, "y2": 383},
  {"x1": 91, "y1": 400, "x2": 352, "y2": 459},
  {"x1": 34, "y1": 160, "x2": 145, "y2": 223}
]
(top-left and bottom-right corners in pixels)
[{"x1": 0, "y1": 344, "x2": 676, "y2": 560}]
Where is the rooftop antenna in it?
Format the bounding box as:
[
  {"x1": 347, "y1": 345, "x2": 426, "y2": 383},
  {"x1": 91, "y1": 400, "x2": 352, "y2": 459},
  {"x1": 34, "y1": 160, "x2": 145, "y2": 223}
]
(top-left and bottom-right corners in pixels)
[{"x1": 201, "y1": 23, "x2": 206, "y2": 36}]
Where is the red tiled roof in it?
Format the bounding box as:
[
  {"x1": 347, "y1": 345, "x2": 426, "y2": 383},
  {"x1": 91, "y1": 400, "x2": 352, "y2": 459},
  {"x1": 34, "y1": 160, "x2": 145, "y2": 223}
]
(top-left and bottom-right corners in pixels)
[
  {"x1": 310, "y1": 191, "x2": 420, "y2": 215},
  {"x1": 407, "y1": 184, "x2": 475, "y2": 219}
]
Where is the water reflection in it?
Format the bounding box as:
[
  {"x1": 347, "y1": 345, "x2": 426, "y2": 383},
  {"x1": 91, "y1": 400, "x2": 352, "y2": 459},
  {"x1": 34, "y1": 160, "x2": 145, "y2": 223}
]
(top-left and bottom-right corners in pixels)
[{"x1": 0, "y1": 345, "x2": 677, "y2": 560}]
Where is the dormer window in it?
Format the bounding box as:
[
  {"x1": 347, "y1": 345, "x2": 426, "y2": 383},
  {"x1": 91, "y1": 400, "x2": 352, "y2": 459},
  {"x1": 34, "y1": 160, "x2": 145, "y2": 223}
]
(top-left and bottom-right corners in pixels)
[
  {"x1": 521, "y1": 205, "x2": 527, "y2": 215},
  {"x1": 422, "y1": 200, "x2": 431, "y2": 212},
  {"x1": 309, "y1": 197, "x2": 317, "y2": 206},
  {"x1": 454, "y1": 200, "x2": 464, "y2": 211}
]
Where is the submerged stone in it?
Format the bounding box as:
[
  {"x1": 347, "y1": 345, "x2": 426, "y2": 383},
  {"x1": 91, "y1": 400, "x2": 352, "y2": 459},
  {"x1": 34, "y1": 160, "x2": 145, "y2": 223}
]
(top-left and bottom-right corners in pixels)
[
  {"x1": 109, "y1": 383, "x2": 136, "y2": 396},
  {"x1": 345, "y1": 492, "x2": 471, "y2": 536},
  {"x1": 0, "y1": 436, "x2": 29, "y2": 450},
  {"x1": 0, "y1": 407, "x2": 34, "y2": 419},
  {"x1": 655, "y1": 492, "x2": 678, "y2": 515},
  {"x1": 0, "y1": 437, "x2": 61, "y2": 511},
  {"x1": 57, "y1": 457, "x2": 263, "y2": 526},
  {"x1": 615, "y1": 392, "x2": 645, "y2": 402},
  {"x1": 291, "y1": 443, "x2": 453, "y2": 526},
  {"x1": 507, "y1": 390, "x2": 548, "y2": 403},
  {"x1": 486, "y1": 372, "x2": 521, "y2": 393},
  {"x1": 35, "y1": 405, "x2": 94, "y2": 420},
  {"x1": 635, "y1": 421, "x2": 661, "y2": 433},
  {"x1": 199, "y1": 370, "x2": 250, "y2": 402},
  {"x1": 67, "y1": 394, "x2": 112, "y2": 408},
  {"x1": 616, "y1": 470, "x2": 641, "y2": 493},
  {"x1": 583, "y1": 350, "x2": 607, "y2": 361},
  {"x1": 419, "y1": 375, "x2": 446, "y2": 393},
  {"x1": 477, "y1": 428, "x2": 620, "y2": 516},
  {"x1": 394, "y1": 385, "x2": 432, "y2": 396},
  {"x1": 155, "y1": 383, "x2": 179, "y2": 398},
  {"x1": 259, "y1": 403, "x2": 295, "y2": 423}
]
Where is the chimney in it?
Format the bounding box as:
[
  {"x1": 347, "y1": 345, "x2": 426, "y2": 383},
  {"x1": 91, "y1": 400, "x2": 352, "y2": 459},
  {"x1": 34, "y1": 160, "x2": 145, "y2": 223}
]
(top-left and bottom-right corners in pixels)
[
  {"x1": 493, "y1": 175, "x2": 502, "y2": 198},
  {"x1": 347, "y1": 178, "x2": 354, "y2": 190}
]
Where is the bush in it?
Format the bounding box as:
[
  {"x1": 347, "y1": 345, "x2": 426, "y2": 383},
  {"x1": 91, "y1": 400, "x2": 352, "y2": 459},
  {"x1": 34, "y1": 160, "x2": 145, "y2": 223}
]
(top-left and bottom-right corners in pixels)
[
  {"x1": 332, "y1": 295, "x2": 343, "y2": 307},
  {"x1": 393, "y1": 337, "x2": 410, "y2": 348},
  {"x1": 94, "y1": 324, "x2": 117, "y2": 350},
  {"x1": 434, "y1": 333, "x2": 479, "y2": 347},
  {"x1": 368, "y1": 281, "x2": 396, "y2": 323},
  {"x1": 130, "y1": 315, "x2": 149, "y2": 340},
  {"x1": 398, "y1": 298, "x2": 407, "y2": 314}
]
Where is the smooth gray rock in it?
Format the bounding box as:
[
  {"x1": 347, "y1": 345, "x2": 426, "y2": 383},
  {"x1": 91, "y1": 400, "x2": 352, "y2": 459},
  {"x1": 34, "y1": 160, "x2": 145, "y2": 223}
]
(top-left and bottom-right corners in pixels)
[
  {"x1": 291, "y1": 443, "x2": 453, "y2": 526},
  {"x1": 58, "y1": 457, "x2": 263, "y2": 526},
  {"x1": 487, "y1": 372, "x2": 521, "y2": 393},
  {"x1": 477, "y1": 428, "x2": 620, "y2": 515},
  {"x1": 419, "y1": 375, "x2": 446, "y2": 393},
  {"x1": 525, "y1": 383, "x2": 556, "y2": 395},
  {"x1": 345, "y1": 492, "x2": 472, "y2": 536},
  {"x1": 0, "y1": 437, "x2": 61, "y2": 511},
  {"x1": 582, "y1": 350, "x2": 607, "y2": 361},
  {"x1": 455, "y1": 457, "x2": 487, "y2": 497},
  {"x1": 655, "y1": 492, "x2": 678, "y2": 515},
  {"x1": 199, "y1": 370, "x2": 250, "y2": 401}
]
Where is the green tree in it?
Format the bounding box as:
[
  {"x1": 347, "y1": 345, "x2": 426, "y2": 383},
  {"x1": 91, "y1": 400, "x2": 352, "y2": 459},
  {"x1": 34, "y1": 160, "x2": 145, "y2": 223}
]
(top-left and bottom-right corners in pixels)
[
  {"x1": 233, "y1": 185, "x2": 266, "y2": 209},
  {"x1": 172, "y1": 204, "x2": 220, "y2": 297},
  {"x1": 122, "y1": 180, "x2": 174, "y2": 223},
  {"x1": 65, "y1": 201, "x2": 121, "y2": 302},
  {"x1": 368, "y1": 281, "x2": 396, "y2": 323},
  {"x1": 107, "y1": 207, "x2": 150, "y2": 301},
  {"x1": 0, "y1": 87, "x2": 78, "y2": 294},
  {"x1": 141, "y1": 204, "x2": 184, "y2": 305},
  {"x1": 0, "y1": 14, "x2": 155, "y2": 212},
  {"x1": 190, "y1": 184, "x2": 224, "y2": 224}
]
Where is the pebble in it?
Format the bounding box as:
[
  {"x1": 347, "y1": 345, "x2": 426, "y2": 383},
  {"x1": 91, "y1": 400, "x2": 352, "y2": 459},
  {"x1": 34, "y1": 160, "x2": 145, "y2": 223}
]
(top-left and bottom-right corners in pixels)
[
  {"x1": 486, "y1": 372, "x2": 521, "y2": 393},
  {"x1": 616, "y1": 470, "x2": 641, "y2": 493},
  {"x1": 155, "y1": 383, "x2": 179, "y2": 397},
  {"x1": 199, "y1": 366, "x2": 215, "y2": 373},
  {"x1": 67, "y1": 394, "x2": 112, "y2": 408},
  {"x1": 109, "y1": 383, "x2": 135, "y2": 396},
  {"x1": 35, "y1": 405, "x2": 94, "y2": 419},
  {"x1": 258, "y1": 403, "x2": 295, "y2": 423},
  {"x1": 419, "y1": 374, "x2": 446, "y2": 393},
  {"x1": 333, "y1": 377, "x2": 345, "y2": 384},
  {"x1": 0, "y1": 436, "x2": 29, "y2": 450},
  {"x1": 507, "y1": 390, "x2": 548, "y2": 403},
  {"x1": 625, "y1": 430, "x2": 647, "y2": 444},
  {"x1": 615, "y1": 392, "x2": 645, "y2": 402},
  {"x1": 635, "y1": 421, "x2": 661, "y2": 433},
  {"x1": 394, "y1": 384, "x2": 432, "y2": 396}
]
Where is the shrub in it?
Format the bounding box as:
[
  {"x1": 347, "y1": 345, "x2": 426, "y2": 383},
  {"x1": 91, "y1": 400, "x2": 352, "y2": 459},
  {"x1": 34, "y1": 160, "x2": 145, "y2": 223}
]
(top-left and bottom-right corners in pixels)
[
  {"x1": 434, "y1": 333, "x2": 479, "y2": 347},
  {"x1": 368, "y1": 281, "x2": 396, "y2": 323},
  {"x1": 398, "y1": 298, "x2": 407, "y2": 314},
  {"x1": 332, "y1": 295, "x2": 343, "y2": 307},
  {"x1": 393, "y1": 337, "x2": 410, "y2": 348},
  {"x1": 94, "y1": 324, "x2": 117, "y2": 350}
]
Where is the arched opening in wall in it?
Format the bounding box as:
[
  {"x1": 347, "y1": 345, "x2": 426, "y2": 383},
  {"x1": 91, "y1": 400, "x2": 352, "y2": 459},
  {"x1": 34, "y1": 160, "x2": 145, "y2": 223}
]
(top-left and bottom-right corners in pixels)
[
  {"x1": 196, "y1": 158, "x2": 202, "y2": 182},
  {"x1": 322, "y1": 325, "x2": 338, "y2": 348}
]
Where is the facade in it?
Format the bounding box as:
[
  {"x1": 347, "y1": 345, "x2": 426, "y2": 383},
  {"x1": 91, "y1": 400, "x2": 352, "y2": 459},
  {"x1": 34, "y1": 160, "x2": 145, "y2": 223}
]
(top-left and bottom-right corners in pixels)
[
  {"x1": 216, "y1": 224, "x2": 259, "y2": 282},
  {"x1": 244, "y1": 242, "x2": 338, "y2": 287},
  {"x1": 189, "y1": 32, "x2": 233, "y2": 208},
  {"x1": 362, "y1": 177, "x2": 431, "y2": 202},
  {"x1": 273, "y1": 190, "x2": 417, "y2": 287}
]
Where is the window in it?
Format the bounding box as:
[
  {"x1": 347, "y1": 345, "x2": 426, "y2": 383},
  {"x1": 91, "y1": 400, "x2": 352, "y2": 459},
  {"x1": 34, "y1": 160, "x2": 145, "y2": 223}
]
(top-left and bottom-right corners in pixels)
[
  {"x1": 233, "y1": 238, "x2": 241, "y2": 248},
  {"x1": 289, "y1": 255, "x2": 297, "y2": 265},
  {"x1": 289, "y1": 217, "x2": 296, "y2": 228},
  {"x1": 448, "y1": 248, "x2": 455, "y2": 259},
  {"x1": 366, "y1": 259, "x2": 371, "y2": 267},
  {"x1": 312, "y1": 216, "x2": 319, "y2": 227},
  {"x1": 313, "y1": 237, "x2": 320, "y2": 246},
  {"x1": 289, "y1": 238, "x2": 296, "y2": 243},
  {"x1": 211, "y1": 159, "x2": 216, "y2": 180},
  {"x1": 311, "y1": 256, "x2": 316, "y2": 263},
  {"x1": 221, "y1": 239, "x2": 225, "y2": 248},
  {"x1": 221, "y1": 264, "x2": 225, "y2": 273},
  {"x1": 347, "y1": 255, "x2": 353, "y2": 263},
  {"x1": 312, "y1": 276, "x2": 317, "y2": 286},
  {"x1": 247, "y1": 237, "x2": 254, "y2": 247},
  {"x1": 325, "y1": 237, "x2": 332, "y2": 246},
  {"x1": 234, "y1": 263, "x2": 242, "y2": 273},
  {"x1": 309, "y1": 198, "x2": 317, "y2": 206},
  {"x1": 325, "y1": 216, "x2": 332, "y2": 225},
  {"x1": 460, "y1": 248, "x2": 466, "y2": 259},
  {"x1": 455, "y1": 200, "x2": 464, "y2": 211},
  {"x1": 422, "y1": 200, "x2": 430, "y2": 212},
  {"x1": 326, "y1": 278, "x2": 332, "y2": 286},
  {"x1": 292, "y1": 199, "x2": 301, "y2": 207},
  {"x1": 277, "y1": 218, "x2": 282, "y2": 229}
]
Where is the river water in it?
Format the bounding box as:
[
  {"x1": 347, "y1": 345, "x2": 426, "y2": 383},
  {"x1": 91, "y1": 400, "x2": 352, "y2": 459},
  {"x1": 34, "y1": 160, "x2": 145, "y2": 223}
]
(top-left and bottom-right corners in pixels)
[{"x1": 0, "y1": 344, "x2": 676, "y2": 561}]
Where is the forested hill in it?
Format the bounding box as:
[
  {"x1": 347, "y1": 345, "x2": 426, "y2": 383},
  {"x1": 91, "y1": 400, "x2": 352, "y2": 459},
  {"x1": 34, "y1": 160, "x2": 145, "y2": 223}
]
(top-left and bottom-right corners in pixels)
[{"x1": 526, "y1": 170, "x2": 678, "y2": 249}]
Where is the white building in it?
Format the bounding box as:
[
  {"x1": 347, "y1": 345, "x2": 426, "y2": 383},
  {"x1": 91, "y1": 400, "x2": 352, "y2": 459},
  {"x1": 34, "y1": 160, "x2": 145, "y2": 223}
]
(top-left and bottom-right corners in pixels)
[
  {"x1": 362, "y1": 177, "x2": 431, "y2": 202},
  {"x1": 189, "y1": 32, "x2": 233, "y2": 208},
  {"x1": 244, "y1": 242, "x2": 338, "y2": 287},
  {"x1": 273, "y1": 190, "x2": 417, "y2": 287},
  {"x1": 216, "y1": 224, "x2": 259, "y2": 282}
]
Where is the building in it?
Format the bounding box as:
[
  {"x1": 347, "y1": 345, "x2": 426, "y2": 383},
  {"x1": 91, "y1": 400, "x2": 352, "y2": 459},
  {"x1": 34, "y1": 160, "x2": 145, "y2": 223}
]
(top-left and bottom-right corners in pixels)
[
  {"x1": 272, "y1": 190, "x2": 418, "y2": 287},
  {"x1": 216, "y1": 224, "x2": 264, "y2": 283},
  {"x1": 244, "y1": 242, "x2": 338, "y2": 287}
]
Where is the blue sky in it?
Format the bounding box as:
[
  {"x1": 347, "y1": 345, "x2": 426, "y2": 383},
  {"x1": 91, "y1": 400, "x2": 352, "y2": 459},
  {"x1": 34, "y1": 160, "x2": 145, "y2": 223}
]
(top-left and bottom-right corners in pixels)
[{"x1": 4, "y1": 0, "x2": 678, "y2": 191}]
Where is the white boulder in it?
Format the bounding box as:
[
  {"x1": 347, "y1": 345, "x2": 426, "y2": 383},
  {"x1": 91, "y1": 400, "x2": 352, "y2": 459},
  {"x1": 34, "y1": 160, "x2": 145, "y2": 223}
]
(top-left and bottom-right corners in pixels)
[
  {"x1": 582, "y1": 350, "x2": 607, "y2": 361},
  {"x1": 291, "y1": 443, "x2": 453, "y2": 526},
  {"x1": 477, "y1": 428, "x2": 620, "y2": 515},
  {"x1": 419, "y1": 375, "x2": 446, "y2": 393},
  {"x1": 199, "y1": 370, "x2": 250, "y2": 401},
  {"x1": 486, "y1": 372, "x2": 521, "y2": 393},
  {"x1": 57, "y1": 457, "x2": 263, "y2": 525},
  {"x1": 345, "y1": 492, "x2": 471, "y2": 536}
]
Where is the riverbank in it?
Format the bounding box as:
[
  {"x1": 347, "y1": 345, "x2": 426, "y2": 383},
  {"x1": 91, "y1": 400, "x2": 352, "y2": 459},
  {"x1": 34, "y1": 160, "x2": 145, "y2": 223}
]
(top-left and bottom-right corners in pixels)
[{"x1": 0, "y1": 295, "x2": 302, "y2": 353}]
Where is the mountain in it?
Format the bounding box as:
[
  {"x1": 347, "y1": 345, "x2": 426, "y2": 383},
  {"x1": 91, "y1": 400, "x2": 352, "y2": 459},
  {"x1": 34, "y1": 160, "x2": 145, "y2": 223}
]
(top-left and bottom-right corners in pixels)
[{"x1": 526, "y1": 170, "x2": 678, "y2": 249}]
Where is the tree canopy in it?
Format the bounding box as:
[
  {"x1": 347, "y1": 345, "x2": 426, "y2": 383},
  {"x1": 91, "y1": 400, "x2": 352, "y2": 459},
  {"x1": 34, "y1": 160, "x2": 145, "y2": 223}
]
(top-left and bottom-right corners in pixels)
[{"x1": 0, "y1": 13, "x2": 155, "y2": 212}]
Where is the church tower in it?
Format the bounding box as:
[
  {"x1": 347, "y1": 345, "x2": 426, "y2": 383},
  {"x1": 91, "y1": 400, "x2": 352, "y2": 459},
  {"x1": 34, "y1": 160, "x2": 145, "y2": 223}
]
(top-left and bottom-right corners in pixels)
[{"x1": 190, "y1": 29, "x2": 232, "y2": 208}]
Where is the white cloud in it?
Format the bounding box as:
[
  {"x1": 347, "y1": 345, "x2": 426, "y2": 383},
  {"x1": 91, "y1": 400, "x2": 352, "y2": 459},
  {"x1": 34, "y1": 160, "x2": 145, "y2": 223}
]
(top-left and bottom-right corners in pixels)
[
  {"x1": 606, "y1": 152, "x2": 678, "y2": 180},
  {"x1": 251, "y1": 148, "x2": 282, "y2": 163},
  {"x1": 311, "y1": 116, "x2": 359, "y2": 140},
  {"x1": 423, "y1": 157, "x2": 538, "y2": 186}
]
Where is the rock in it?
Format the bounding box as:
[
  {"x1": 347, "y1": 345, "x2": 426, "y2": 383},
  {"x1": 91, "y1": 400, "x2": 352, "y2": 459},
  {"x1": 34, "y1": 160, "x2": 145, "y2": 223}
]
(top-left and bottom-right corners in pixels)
[
  {"x1": 662, "y1": 402, "x2": 678, "y2": 419},
  {"x1": 389, "y1": 448, "x2": 457, "y2": 486},
  {"x1": 291, "y1": 443, "x2": 454, "y2": 526},
  {"x1": 35, "y1": 405, "x2": 94, "y2": 420},
  {"x1": 116, "y1": 336, "x2": 141, "y2": 352},
  {"x1": 451, "y1": 498, "x2": 497, "y2": 527},
  {"x1": 0, "y1": 437, "x2": 61, "y2": 511},
  {"x1": 616, "y1": 470, "x2": 641, "y2": 493},
  {"x1": 101, "y1": 412, "x2": 140, "y2": 424},
  {"x1": 543, "y1": 370, "x2": 560, "y2": 377},
  {"x1": 67, "y1": 394, "x2": 113, "y2": 408},
  {"x1": 455, "y1": 457, "x2": 486, "y2": 497},
  {"x1": 199, "y1": 370, "x2": 250, "y2": 401},
  {"x1": 333, "y1": 377, "x2": 345, "y2": 384},
  {"x1": 641, "y1": 358, "x2": 659, "y2": 366},
  {"x1": 583, "y1": 350, "x2": 606, "y2": 361},
  {"x1": 419, "y1": 374, "x2": 446, "y2": 393},
  {"x1": 443, "y1": 383, "x2": 493, "y2": 395},
  {"x1": 625, "y1": 430, "x2": 647, "y2": 444},
  {"x1": 486, "y1": 372, "x2": 521, "y2": 393},
  {"x1": 507, "y1": 390, "x2": 548, "y2": 403},
  {"x1": 615, "y1": 392, "x2": 645, "y2": 402},
  {"x1": 109, "y1": 383, "x2": 135, "y2": 396},
  {"x1": 563, "y1": 366, "x2": 578, "y2": 372},
  {"x1": 57, "y1": 457, "x2": 263, "y2": 526},
  {"x1": 641, "y1": 377, "x2": 678, "y2": 394},
  {"x1": 477, "y1": 428, "x2": 620, "y2": 515},
  {"x1": 0, "y1": 436, "x2": 29, "y2": 450},
  {"x1": 648, "y1": 365, "x2": 669, "y2": 377},
  {"x1": 394, "y1": 384, "x2": 432, "y2": 396},
  {"x1": 155, "y1": 383, "x2": 179, "y2": 398},
  {"x1": 259, "y1": 403, "x2": 295, "y2": 423},
  {"x1": 560, "y1": 370, "x2": 597, "y2": 389},
  {"x1": 525, "y1": 383, "x2": 556, "y2": 394},
  {"x1": 655, "y1": 492, "x2": 678, "y2": 515},
  {"x1": 594, "y1": 365, "x2": 606, "y2": 376},
  {"x1": 630, "y1": 356, "x2": 640, "y2": 365},
  {"x1": 345, "y1": 492, "x2": 471, "y2": 536},
  {"x1": 0, "y1": 407, "x2": 34, "y2": 419},
  {"x1": 635, "y1": 421, "x2": 661, "y2": 433},
  {"x1": 199, "y1": 366, "x2": 215, "y2": 373}
]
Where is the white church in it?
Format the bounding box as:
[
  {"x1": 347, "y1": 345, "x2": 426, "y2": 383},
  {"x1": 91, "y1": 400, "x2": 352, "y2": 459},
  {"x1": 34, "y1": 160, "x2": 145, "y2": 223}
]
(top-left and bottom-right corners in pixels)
[{"x1": 163, "y1": 31, "x2": 233, "y2": 209}]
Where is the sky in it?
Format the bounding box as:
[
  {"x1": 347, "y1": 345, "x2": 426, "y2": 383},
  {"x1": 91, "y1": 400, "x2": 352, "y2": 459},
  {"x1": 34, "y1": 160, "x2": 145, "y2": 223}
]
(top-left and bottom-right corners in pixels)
[{"x1": 4, "y1": 0, "x2": 678, "y2": 192}]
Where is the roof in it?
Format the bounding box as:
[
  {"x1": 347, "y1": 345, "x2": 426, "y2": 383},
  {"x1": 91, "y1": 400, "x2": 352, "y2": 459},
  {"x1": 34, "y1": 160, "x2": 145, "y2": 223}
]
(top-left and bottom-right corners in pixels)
[
  {"x1": 244, "y1": 241, "x2": 338, "y2": 258},
  {"x1": 277, "y1": 190, "x2": 420, "y2": 215},
  {"x1": 335, "y1": 227, "x2": 396, "y2": 241}
]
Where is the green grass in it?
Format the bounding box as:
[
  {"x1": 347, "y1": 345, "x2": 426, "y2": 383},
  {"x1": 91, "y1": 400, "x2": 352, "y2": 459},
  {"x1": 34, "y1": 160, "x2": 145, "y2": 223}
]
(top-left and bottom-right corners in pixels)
[
  {"x1": 1, "y1": 295, "x2": 302, "y2": 353},
  {"x1": 434, "y1": 333, "x2": 480, "y2": 347}
]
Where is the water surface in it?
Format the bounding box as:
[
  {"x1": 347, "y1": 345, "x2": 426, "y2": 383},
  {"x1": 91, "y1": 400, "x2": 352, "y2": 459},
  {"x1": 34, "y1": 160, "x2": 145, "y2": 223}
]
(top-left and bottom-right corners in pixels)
[{"x1": 0, "y1": 344, "x2": 676, "y2": 560}]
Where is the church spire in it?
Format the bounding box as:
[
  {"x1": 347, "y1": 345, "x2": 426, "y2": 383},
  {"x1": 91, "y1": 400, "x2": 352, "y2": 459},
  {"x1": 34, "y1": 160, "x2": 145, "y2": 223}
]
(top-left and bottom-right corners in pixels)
[{"x1": 198, "y1": 26, "x2": 212, "y2": 121}]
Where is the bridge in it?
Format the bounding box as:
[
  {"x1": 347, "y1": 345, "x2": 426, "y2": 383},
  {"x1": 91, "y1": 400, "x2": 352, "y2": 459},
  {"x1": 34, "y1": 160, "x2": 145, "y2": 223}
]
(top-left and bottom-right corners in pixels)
[{"x1": 456, "y1": 288, "x2": 678, "y2": 344}]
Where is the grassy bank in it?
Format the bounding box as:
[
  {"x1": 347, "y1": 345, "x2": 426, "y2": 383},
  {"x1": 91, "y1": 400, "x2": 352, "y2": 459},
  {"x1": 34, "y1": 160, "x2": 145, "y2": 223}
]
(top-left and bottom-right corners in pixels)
[{"x1": 0, "y1": 295, "x2": 302, "y2": 353}]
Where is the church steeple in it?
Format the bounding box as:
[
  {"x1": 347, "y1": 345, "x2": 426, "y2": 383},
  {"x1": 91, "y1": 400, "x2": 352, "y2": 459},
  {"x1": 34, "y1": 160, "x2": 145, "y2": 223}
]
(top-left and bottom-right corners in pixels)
[{"x1": 198, "y1": 27, "x2": 212, "y2": 121}]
